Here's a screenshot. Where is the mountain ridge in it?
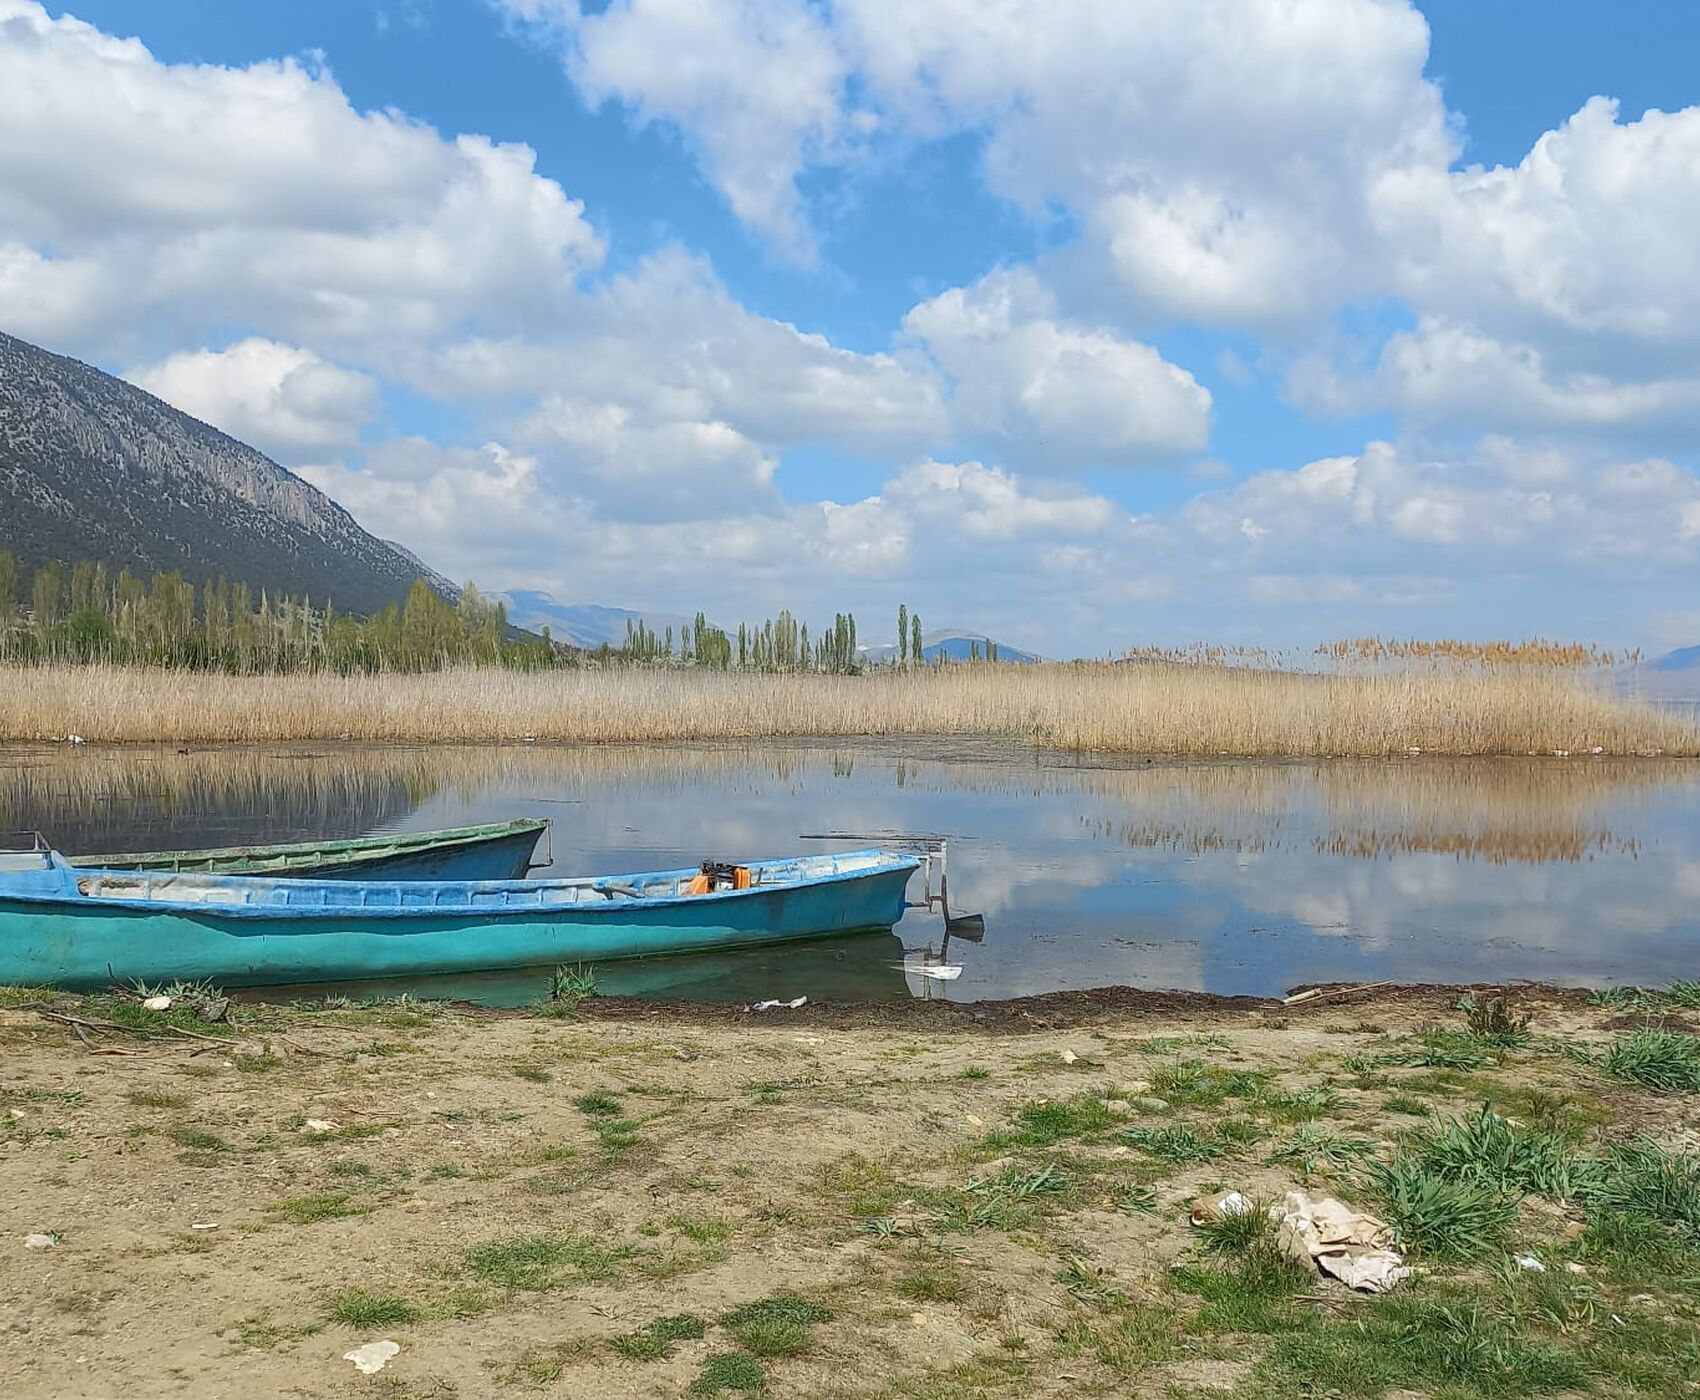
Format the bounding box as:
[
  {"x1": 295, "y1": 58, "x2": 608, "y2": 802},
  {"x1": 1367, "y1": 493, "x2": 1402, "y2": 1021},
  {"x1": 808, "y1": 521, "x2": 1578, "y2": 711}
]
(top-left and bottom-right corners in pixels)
[{"x1": 0, "y1": 329, "x2": 446, "y2": 617}]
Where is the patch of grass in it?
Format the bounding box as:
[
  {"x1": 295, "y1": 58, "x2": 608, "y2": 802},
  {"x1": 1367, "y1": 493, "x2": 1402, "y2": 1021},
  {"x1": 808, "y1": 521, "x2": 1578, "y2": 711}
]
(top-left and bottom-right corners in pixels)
[
  {"x1": 897, "y1": 1258, "x2": 968, "y2": 1304},
  {"x1": 991, "y1": 1094, "x2": 1118, "y2": 1147},
  {"x1": 324, "y1": 1289, "x2": 420, "y2": 1328},
  {"x1": 1369, "y1": 1155, "x2": 1518, "y2": 1260},
  {"x1": 1601, "y1": 1027, "x2": 1700, "y2": 1092},
  {"x1": 1457, "y1": 994, "x2": 1533, "y2": 1048},
  {"x1": 816, "y1": 1154, "x2": 910, "y2": 1219},
  {"x1": 463, "y1": 1232, "x2": 637, "y2": 1290},
  {"x1": 722, "y1": 1292, "x2": 833, "y2": 1330},
  {"x1": 512, "y1": 1063, "x2": 552, "y2": 1084},
  {"x1": 1254, "y1": 1084, "x2": 1341, "y2": 1123},
  {"x1": 942, "y1": 1164, "x2": 1070, "y2": 1231},
  {"x1": 1122, "y1": 1124, "x2": 1224, "y2": 1164},
  {"x1": 1171, "y1": 1244, "x2": 1310, "y2": 1335},
  {"x1": 1149, "y1": 1058, "x2": 1269, "y2": 1107},
  {"x1": 574, "y1": 1091, "x2": 622, "y2": 1116},
  {"x1": 326, "y1": 1160, "x2": 374, "y2": 1179},
  {"x1": 1054, "y1": 1304, "x2": 1183, "y2": 1376},
  {"x1": 1218, "y1": 1115, "x2": 1268, "y2": 1145},
  {"x1": 611, "y1": 1312, "x2": 706, "y2": 1361},
  {"x1": 1382, "y1": 1093, "x2": 1431, "y2": 1116},
  {"x1": 1267, "y1": 1124, "x2": 1377, "y2": 1174},
  {"x1": 1387, "y1": 1028, "x2": 1504, "y2": 1070},
  {"x1": 268, "y1": 1193, "x2": 369, "y2": 1225},
  {"x1": 1576, "y1": 1137, "x2": 1700, "y2": 1248},
  {"x1": 167, "y1": 1124, "x2": 230, "y2": 1152},
  {"x1": 225, "y1": 1311, "x2": 323, "y2": 1352},
  {"x1": 1668, "y1": 979, "x2": 1700, "y2": 1010},
  {"x1": 126, "y1": 1088, "x2": 186, "y2": 1109},
  {"x1": 1262, "y1": 1295, "x2": 1585, "y2": 1396},
  {"x1": 1115, "y1": 1182, "x2": 1158, "y2": 1213},
  {"x1": 691, "y1": 1352, "x2": 765, "y2": 1395},
  {"x1": 1194, "y1": 1201, "x2": 1274, "y2": 1254},
  {"x1": 1411, "y1": 1103, "x2": 1595, "y2": 1199}
]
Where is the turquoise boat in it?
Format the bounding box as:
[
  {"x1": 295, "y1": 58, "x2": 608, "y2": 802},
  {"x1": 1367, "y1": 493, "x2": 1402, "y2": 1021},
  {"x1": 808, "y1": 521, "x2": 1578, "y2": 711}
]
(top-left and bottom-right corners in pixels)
[
  {"x1": 63, "y1": 819, "x2": 550, "y2": 882},
  {"x1": 0, "y1": 846, "x2": 920, "y2": 989}
]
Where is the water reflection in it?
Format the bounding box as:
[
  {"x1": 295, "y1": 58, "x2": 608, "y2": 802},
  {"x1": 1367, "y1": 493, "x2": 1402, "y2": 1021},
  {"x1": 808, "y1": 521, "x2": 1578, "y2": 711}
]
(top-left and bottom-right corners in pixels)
[{"x1": 2, "y1": 741, "x2": 1696, "y2": 1002}]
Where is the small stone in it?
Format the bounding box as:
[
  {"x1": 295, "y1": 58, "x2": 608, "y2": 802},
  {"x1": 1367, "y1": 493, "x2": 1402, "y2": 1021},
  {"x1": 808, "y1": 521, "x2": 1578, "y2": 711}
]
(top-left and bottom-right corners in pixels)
[
  {"x1": 303, "y1": 1119, "x2": 338, "y2": 1134},
  {"x1": 1059, "y1": 1049, "x2": 1078, "y2": 1064},
  {"x1": 141, "y1": 995, "x2": 172, "y2": 1012}
]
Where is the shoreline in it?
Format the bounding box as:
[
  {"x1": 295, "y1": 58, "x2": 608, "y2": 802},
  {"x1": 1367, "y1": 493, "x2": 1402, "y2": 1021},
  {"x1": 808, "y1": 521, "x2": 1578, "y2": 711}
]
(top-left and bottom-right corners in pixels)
[{"x1": 2, "y1": 982, "x2": 1696, "y2": 1397}]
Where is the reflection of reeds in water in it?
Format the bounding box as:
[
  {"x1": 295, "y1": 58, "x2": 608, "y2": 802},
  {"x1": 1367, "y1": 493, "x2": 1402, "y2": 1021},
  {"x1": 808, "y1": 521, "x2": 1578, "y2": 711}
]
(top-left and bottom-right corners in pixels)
[
  {"x1": 0, "y1": 741, "x2": 1687, "y2": 868},
  {"x1": 2, "y1": 662, "x2": 1697, "y2": 756}
]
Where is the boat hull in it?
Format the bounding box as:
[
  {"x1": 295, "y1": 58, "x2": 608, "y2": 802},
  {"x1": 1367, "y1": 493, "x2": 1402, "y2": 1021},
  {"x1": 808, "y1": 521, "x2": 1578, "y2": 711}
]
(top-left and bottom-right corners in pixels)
[
  {"x1": 0, "y1": 854, "x2": 918, "y2": 989},
  {"x1": 65, "y1": 821, "x2": 549, "y2": 882}
]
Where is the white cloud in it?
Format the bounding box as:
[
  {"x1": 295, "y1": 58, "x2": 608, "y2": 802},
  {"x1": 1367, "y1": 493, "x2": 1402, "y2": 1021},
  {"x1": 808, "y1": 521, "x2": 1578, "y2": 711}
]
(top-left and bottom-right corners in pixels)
[
  {"x1": 0, "y1": 0, "x2": 602, "y2": 352},
  {"x1": 126, "y1": 339, "x2": 378, "y2": 462},
  {"x1": 504, "y1": 0, "x2": 846, "y2": 259},
  {"x1": 903, "y1": 268, "x2": 1210, "y2": 468}
]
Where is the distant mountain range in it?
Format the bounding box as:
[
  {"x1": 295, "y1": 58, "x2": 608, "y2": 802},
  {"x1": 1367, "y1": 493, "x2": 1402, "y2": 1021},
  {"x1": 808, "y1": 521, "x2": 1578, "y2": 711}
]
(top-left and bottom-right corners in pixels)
[
  {"x1": 1652, "y1": 645, "x2": 1700, "y2": 673},
  {"x1": 860, "y1": 629, "x2": 1040, "y2": 665},
  {"x1": 0, "y1": 329, "x2": 450, "y2": 616},
  {"x1": 497, "y1": 592, "x2": 699, "y2": 649}
]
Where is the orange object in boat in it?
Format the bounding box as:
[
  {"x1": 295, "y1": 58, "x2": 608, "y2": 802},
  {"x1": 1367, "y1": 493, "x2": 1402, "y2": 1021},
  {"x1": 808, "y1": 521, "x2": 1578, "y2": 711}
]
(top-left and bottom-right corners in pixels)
[
  {"x1": 733, "y1": 866, "x2": 751, "y2": 890},
  {"x1": 684, "y1": 873, "x2": 713, "y2": 895}
]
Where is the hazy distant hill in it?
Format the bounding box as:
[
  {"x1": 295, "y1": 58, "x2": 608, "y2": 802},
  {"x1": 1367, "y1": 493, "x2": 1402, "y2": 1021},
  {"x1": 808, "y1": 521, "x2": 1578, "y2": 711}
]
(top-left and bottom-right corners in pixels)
[
  {"x1": 1652, "y1": 645, "x2": 1700, "y2": 673},
  {"x1": 498, "y1": 591, "x2": 699, "y2": 649},
  {"x1": 860, "y1": 629, "x2": 1040, "y2": 665},
  {"x1": 0, "y1": 329, "x2": 448, "y2": 616}
]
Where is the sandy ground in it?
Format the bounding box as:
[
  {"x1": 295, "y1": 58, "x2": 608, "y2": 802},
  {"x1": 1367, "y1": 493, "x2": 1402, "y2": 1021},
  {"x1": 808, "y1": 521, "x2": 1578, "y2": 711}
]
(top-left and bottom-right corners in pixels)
[{"x1": 0, "y1": 985, "x2": 1694, "y2": 1399}]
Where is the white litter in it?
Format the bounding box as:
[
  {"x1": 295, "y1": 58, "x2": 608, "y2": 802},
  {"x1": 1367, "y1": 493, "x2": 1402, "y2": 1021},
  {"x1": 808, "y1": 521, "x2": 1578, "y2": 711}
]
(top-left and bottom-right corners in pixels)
[
  {"x1": 909, "y1": 964, "x2": 963, "y2": 980},
  {"x1": 1059, "y1": 1049, "x2": 1078, "y2": 1065},
  {"x1": 141, "y1": 995, "x2": 173, "y2": 1012},
  {"x1": 7, "y1": 1108, "x2": 24, "y2": 1120},
  {"x1": 343, "y1": 1341, "x2": 400, "y2": 1375},
  {"x1": 191, "y1": 1222, "x2": 220, "y2": 1231},
  {"x1": 1267, "y1": 1190, "x2": 1411, "y2": 1294},
  {"x1": 303, "y1": 1119, "x2": 338, "y2": 1134},
  {"x1": 1516, "y1": 1255, "x2": 1546, "y2": 1272},
  {"x1": 750, "y1": 996, "x2": 807, "y2": 1011},
  {"x1": 1190, "y1": 1191, "x2": 1255, "y2": 1224},
  {"x1": 23, "y1": 1233, "x2": 58, "y2": 1249}
]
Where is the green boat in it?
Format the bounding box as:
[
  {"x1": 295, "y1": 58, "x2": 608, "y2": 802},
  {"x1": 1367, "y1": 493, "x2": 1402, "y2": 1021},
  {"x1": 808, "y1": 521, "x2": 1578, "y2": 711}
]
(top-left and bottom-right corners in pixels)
[{"x1": 63, "y1": 819, "x2": 550, "y2": 882}]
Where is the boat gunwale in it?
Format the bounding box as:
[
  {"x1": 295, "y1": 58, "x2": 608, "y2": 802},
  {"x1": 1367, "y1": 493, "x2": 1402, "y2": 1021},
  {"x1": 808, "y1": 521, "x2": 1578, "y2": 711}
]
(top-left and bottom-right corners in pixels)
[
  {"x1": 11, "y1": 849, "x2": 922, "y2": 922},
  {"x1": 63, "y1": 817, "x2": 552, "y2": 871}
]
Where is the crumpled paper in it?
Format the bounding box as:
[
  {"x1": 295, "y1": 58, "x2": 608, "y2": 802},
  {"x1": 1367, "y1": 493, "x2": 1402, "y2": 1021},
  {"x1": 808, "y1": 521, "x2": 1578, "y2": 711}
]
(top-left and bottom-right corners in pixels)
[{"x1": 1267, "y1": 1189, "x2": 1411, "y2": 1293}]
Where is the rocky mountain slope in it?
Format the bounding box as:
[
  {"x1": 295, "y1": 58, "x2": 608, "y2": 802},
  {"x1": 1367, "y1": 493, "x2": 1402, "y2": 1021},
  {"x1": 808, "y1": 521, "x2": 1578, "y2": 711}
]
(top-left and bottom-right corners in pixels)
[{"x1": 0, "y1": 330, "x2": 445, "y2": 615}]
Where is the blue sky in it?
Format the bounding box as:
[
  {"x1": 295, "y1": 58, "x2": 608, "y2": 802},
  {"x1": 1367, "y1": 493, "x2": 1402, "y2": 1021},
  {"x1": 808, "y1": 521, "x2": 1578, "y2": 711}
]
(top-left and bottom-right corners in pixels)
[{"x1": 6, "y1": 1, "x2": 1700, "y2": 656}]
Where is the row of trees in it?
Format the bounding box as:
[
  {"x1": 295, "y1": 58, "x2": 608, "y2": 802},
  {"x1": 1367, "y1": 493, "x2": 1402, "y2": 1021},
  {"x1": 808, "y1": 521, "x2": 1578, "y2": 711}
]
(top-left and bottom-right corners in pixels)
[
  {"x1": 616, "y1": 609, "x2": 862, "y2": 673},
  {"x1": 0, "y1": 551, "x2": 552, "y2": 672}
]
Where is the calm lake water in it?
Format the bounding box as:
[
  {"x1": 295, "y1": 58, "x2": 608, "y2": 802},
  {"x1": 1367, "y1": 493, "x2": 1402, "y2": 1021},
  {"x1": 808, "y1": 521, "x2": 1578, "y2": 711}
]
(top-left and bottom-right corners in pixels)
[{"x1": 4, "y1": 740, "x2": 1699, "y2": 1004}]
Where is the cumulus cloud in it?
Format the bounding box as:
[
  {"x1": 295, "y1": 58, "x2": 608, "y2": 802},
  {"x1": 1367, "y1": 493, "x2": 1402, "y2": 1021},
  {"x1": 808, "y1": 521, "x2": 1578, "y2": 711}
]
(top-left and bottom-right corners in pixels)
[
  {"x1": 126, "y1": 339, "x2": 378, "y2": 462},
  {"x1": 0, "y1": 0, "x2": 603, "y2": 353},
  {"x1": 903, "y1": 269, "x2": 1210, "y2": 468}
]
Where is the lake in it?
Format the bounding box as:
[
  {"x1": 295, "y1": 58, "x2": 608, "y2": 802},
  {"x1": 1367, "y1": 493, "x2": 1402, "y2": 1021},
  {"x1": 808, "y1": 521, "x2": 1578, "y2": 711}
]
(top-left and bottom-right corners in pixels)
[{"x1": 4, "y1": 740, "x2": 1698, "y2": 1004}]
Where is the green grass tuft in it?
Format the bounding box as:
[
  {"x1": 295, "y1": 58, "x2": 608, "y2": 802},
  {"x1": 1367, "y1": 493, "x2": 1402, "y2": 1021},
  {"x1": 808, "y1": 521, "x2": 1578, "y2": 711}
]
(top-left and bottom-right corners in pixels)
[
  {"x1": 612, "y1": 1312, "x2": 706, "y2": 1360},
  {"x1": 1267, "y1": 1124, "x2": 1377, "y2": 1174},
  {"x1": 324, "y1": 1289, "x2": 419, "y2": 1328},
  {"x1": 1148, "y1": 1059, "x2": 1269, "y2": 1107},
  {"x1": 1409, "y1": 1103, "x2": 1596, "y2": 1199},
  {"x1": 1601, "y1": 1028, "x2": 1700, "y2": 1092},
  {"x1": 1122, "y1": 1124, "x2": 1224, "y2": 1164},
  {"x1": 691, "y1": 1352, "x2": 765, "y2": 1395},
  {"x1": 1369, "y1": 1154, "x2": 1518, "y2": 1260},
  {"x1": 463, "y1": 1232, "x2": 636, "y2": 1290}
]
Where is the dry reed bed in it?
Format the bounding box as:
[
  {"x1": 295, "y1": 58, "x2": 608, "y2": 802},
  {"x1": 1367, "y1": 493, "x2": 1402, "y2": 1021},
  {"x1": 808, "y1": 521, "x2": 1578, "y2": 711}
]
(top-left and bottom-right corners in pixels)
[{"x1": 2, "y1": 662, "x2": 1695, "y2": 756}]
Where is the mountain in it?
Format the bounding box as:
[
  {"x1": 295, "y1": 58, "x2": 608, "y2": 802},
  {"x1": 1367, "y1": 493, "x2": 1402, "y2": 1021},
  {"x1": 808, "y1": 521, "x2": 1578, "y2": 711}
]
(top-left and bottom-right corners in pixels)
[
  {"x1": 0, "y1": 329, "x2": 445, "y2": 616},
  {"x1": 859, "y1": 628, "x2": 1041, "y2": 665},
  {"x1": 1652, "y1": 645, "x2": 1700, "y2": 673},
  {"x1": 498, "y1": 592, "x2": 699, "y2": 649}
]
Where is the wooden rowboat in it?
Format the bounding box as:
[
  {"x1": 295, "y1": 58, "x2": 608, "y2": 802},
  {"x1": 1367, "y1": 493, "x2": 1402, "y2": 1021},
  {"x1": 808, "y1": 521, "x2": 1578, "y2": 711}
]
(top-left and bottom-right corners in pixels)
[
  {"x1": 62, "y1": 819, "x2": 550, "y2": 882},
  {"x1": 0, "y1": 846, "x2": 920, "y2": 989}
]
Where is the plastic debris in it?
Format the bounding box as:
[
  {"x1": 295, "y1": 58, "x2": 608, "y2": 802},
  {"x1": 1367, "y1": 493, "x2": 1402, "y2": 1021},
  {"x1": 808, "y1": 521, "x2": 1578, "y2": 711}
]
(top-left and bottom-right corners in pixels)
[
  {"x1": 1190, "y1": 1191, "x2": 1255, "y2": 1225},
  {"x1": 1059, "y1": 1049, "x2": 1078, "y2": 1064},
  {"x1": 1267, "y1": 1190, "x2": 1411, "y2": 1294},
  {"x1": 344, "y1": 1341, "x2": 400, "y2": 1375},
  {"x1": 1516, "y1": 1255, "x2": 1546, "y2": 1272},
  {"x1": 909, "y1": 964, "x2": 963, "y2": 981},
  {"x1": 302, "y1": 1119, "x2": 338, "y2": 1134},
  {"x1": 750, "y1": 996, "x2": 807, "y2": 1011},
  {"x1": 24, "y1": 1233, "x2": 58, "y2": 1249},
  {"x1": 191, "y1": 1222, "x2": 220, "y2": 1231},
  {"x1": 141, "y1": 995, "x2": 173, "y2": 1012}
]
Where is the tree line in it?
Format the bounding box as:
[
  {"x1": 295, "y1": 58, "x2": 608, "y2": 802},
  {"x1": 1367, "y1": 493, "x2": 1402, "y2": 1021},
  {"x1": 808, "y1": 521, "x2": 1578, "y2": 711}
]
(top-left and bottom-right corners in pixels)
[{"x1": 0, "y1": 551, "x2": 996, "y2": 675}]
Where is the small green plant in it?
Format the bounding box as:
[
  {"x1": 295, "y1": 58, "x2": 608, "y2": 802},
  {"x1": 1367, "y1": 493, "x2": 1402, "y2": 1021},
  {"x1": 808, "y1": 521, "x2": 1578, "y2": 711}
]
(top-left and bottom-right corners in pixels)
[
  {"x1": 1194, "y1": 1202, "x2": 1273, "y2": 1254},
  {"x1": 126, "y1": 1088, "x2": 186, "y2": 1109},
  {"x1": 721, "y1": 1293, "x2": 831, "y2": 1359},
  {"x1": 548, "y1": 963, "x2": 599, "y2": 1004},
  {"x1": 691, "y1": 1352, "x2": 765, "y2": 1395},
  {"x1": 1266, "y1": 1124, "x2": 1376, "y2": 1174},
  {"x1": 1576, "y1": 1137, "x2": 1700, "y2": 1247},
  {"x1": 1601, "y1": 1028, "x2": 1700, "y2": 1092},
  {"x1": 1410, "y1": 1103, "x2": 1594, "y2": 1199},
  {"x1": 513, "y1": 1063, "x2": 552, "y2": 1084},
  {"x1": 1382, "y1": 1093, "x2": 1430, "y2": 1116},
  {"x1": 1254, "y1": 1084, "x2": 1341, "y2": 1123},
  {"x1": 167, "y1": 1125, "x2": 229, "y2": 1152},
  {"x1": 997, "y1": 1094, "x2": 1118, "y2": 1146},
  {"x1": 1369, "y1": 1154, "x2": 1517, "y2": 1259},
  {"x1": 268, "y1": 1193, "x2": 368, "y2": 1225},
  {"x1": 612, "y1": 1312, "x2": 706, "y2": 1360},
  {"x1": 1667, "y1": 980, "x2": 1700, "y2": 1010},
  {"x1": 898, "y1": 1259, "x2": 968, "y2": 1303},
  {"x1": 463, "y1": 1232, "x2": 636, "y2": 1290},
  {"x1": 574, "y1": 1091, "x2": 623, "y2": 1117},
  {"x1": 324, "y1": 1289, "x2": 419, "y2": 1328},
  {"x1": 1115, "y1": 1182, "x2": 1158, "y2": 1213},
  {"x1": 1457, "y1": 994, "x2": 1532, "y2": 1047},
  {"x1": 1122, "y1": 1124, "x2": 1224, "y2": 1164},
  {"x1": 1149, "y1": 1059, "x2": 1268, "y2": 1107}
]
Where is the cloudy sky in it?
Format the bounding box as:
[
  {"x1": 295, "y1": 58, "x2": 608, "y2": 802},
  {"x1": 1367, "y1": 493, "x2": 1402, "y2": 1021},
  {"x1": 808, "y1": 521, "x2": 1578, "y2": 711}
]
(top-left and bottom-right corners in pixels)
[{"x1": 3, "y1": 0, "x2": 1698, "y2": 657}]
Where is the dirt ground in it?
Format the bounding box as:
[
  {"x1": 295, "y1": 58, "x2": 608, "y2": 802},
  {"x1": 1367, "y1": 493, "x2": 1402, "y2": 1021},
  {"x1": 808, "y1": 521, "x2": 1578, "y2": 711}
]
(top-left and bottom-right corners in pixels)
[{"x1": 0, "y1": 984, "x2": 1696, "y2": 1399}]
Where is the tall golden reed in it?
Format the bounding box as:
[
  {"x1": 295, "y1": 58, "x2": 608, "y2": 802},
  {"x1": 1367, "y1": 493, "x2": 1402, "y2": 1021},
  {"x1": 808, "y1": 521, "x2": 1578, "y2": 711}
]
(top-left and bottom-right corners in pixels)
[{"x1": 0, "y1": 662, "x2": 1694, "y2": 756}]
